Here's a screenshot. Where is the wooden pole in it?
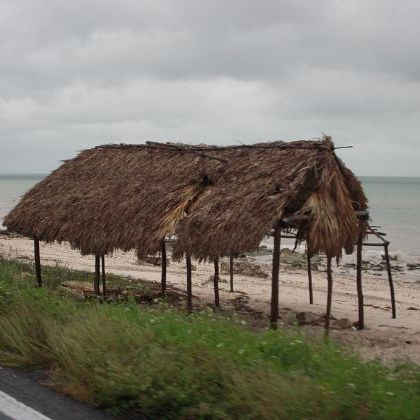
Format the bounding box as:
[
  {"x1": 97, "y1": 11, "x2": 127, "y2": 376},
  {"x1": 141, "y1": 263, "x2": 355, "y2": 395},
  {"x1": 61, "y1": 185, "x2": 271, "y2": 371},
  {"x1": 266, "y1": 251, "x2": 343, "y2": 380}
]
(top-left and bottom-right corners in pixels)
[
  {"x1": 161, "y1": 239, "x2": 167, "y2": 295},
  {"x1": 356, "y1": 230, "x2": 365, "y2": 329},
  {"x1": 101, "y1": 255, "x2": 106, "y2": 297},
  {"x1": 94, "y1": 254, "x2": 100, "y2": 296},
  {"x1": 186, "y1": 255, "x2": 192, "y2": 312},
  {"x1": 213, "y1": 257, "x2": 220, "y2": 308},
  {"x1": 270, "y1": 224, "x2": 281, "y2": 329},
  {"x1": 384, "y1": 243, "x2": 397, "y2": 319},
  {"x1": 307, "y1": 252, "x2": 314, "y2": 304},
  {"x1": 34, "y1": 238, "x2": 42, "y2": 287},
  {"x1": 229, "y1": 255, "x2": 234, "y2": 292},
  {"x1": 325, "y1": 256, "x2": 333, "y2": 335}
]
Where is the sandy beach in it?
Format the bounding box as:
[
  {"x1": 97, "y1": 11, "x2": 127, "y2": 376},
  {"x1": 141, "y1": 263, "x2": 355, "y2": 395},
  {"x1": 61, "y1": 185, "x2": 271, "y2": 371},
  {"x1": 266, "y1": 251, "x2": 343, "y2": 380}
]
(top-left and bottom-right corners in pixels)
[{"x1": 1, "y1": 233, "x2": 419, "y2": 364}]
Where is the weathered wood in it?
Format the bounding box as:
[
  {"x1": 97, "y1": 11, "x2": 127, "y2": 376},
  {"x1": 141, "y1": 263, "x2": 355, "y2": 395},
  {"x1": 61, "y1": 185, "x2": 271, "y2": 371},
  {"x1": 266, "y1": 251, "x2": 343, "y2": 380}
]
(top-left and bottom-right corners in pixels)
[
  {"x1": 34, "y1": 238, "x2": 42, "y2": 287},
  {"x1": 161, "y1": 239, "x2": 167, "y2": 295},
  {"x1": 325, "y1": 257, "x2": 333, "y2": 335},
  {"x1": 145, "y1": 141, "x2": 228, "y2": 163},
  {"x1": 356, "y1": 231, "x2": 365, "y2": 329},
  {"x1": 213, "y1": 257, "x2": 220, "y2": 308},
  {"x1": 361, "y1": 242, "x2": 388, "y2": 247},
  {"x1": 229, "y1": 255, "x2": 234, "y2": 292},
  {"x1": 94, "y1": 255, "x2": 100, "y2": 296},
  {"x1": 186, "y1": 255, "x2": 192, "y2": 312},
  {"x1": 270, "y1": 224, "x2": 281, "y2": 329},
  {"x1": 280, "y1": 210, "x2": 368, "y2": 226},
  {"x1": 307, "y1": 253, "x2": 314, "y2": 304},
  {"x1": 334, "y1": 145, "x2": 353, "y2": 150},
  {"x1": 101, "y1": 255, "x2": 106, "y2": 297},
  {"x1": 384, "y1": 243, "x2": 397, "y2": 319},
  {"x1": 281, "y1": 215, "x2": 309, "y2": 225}
]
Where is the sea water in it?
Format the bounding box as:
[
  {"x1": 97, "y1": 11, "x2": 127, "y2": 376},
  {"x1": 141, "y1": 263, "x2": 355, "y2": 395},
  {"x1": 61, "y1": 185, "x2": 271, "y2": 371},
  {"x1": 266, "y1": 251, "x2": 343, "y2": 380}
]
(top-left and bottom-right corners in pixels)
[{"x1": 1, "y1": 174, "x2": 419, "y2": 258}]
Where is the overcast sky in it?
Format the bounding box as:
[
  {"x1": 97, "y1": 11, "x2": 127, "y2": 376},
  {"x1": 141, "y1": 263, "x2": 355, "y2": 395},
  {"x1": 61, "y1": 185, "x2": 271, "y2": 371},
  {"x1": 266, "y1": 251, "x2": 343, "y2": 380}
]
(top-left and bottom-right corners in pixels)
[{"x1": 1, "y1": 1, "x2": 419, "y2": 176}]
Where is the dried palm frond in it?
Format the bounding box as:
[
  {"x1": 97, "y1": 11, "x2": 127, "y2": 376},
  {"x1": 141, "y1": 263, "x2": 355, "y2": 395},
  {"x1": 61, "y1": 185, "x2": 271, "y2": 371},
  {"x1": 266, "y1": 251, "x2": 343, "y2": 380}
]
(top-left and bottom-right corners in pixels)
[
  {"x1": 299, "y1": 154, "x2": 359, "y2": 259},
  {"x1": 155, "y1": 182, "x2": 207, "y2": 240}
]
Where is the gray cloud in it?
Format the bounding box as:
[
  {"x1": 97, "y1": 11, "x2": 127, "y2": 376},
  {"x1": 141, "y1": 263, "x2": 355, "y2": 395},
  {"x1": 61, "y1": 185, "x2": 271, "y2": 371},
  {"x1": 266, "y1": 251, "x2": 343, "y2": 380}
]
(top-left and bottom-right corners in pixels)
[{"x1": 1, "y1": 0, "x2": 419, "y2": 175}]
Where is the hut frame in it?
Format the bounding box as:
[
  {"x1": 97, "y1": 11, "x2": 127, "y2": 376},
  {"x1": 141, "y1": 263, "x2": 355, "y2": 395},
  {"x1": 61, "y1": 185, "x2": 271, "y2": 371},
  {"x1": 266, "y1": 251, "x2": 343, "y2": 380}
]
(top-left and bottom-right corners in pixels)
[{"x1": 5, "y1": 137, "x2": 396, "y2": 333}]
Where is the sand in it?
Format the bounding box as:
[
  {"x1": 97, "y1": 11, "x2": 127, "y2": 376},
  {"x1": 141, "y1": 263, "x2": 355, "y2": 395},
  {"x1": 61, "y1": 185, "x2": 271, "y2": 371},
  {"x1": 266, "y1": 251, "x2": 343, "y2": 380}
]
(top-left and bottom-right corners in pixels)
[{"x1": 1, "y1": 233, "x2": 419, "y2": 364}]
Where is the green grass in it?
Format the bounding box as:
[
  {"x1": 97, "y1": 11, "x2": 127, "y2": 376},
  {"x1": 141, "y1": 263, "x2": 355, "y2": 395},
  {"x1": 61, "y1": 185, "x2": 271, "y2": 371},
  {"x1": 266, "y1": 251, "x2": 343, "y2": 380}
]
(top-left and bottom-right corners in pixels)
[{"x1": 0, "y1": 258, "x2": 419, "y2": 419}]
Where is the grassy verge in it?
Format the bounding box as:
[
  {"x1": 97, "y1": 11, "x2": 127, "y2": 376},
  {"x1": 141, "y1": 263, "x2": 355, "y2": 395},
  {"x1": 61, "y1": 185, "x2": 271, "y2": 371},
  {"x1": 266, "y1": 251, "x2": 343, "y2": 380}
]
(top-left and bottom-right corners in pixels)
[{"x1": 0, "y1": 258, "x2": 419, "y2": 419}]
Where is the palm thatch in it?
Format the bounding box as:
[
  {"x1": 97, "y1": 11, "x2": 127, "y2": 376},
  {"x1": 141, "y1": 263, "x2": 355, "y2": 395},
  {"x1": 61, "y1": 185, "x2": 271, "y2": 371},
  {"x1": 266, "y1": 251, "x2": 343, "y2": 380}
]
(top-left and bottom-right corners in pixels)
[{"x1": 4, "y1": 136, "x2": 367, "y2": 259}]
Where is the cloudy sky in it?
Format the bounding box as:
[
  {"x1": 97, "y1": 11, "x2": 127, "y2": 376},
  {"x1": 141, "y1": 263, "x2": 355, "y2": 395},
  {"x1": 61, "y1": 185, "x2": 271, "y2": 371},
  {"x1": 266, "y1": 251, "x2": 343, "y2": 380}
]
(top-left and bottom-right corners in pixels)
[{"x1": 1, "y1": 0, "x2": 419, "y2": 176}]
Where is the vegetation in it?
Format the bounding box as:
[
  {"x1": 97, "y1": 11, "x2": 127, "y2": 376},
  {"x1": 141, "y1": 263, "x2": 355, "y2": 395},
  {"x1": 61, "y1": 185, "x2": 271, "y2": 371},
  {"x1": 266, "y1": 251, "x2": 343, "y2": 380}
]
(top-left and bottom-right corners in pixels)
[{"x1": 0, "y1": 258, "x2": 419, "y2": 419}]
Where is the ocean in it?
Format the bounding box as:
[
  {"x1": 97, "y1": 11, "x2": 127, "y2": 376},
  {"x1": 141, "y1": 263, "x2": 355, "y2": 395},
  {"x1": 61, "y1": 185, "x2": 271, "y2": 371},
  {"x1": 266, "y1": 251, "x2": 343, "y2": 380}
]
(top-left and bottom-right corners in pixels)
[{"x1": 1, "y1": 174, "x2": 419, "y2": 259}]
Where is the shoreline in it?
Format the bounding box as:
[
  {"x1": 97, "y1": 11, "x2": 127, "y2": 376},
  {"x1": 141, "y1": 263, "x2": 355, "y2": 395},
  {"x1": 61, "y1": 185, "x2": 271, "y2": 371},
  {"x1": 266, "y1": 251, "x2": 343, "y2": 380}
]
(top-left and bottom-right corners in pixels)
[{"x1": 1, "y1": 233, "x2": 420, "y2": 363}]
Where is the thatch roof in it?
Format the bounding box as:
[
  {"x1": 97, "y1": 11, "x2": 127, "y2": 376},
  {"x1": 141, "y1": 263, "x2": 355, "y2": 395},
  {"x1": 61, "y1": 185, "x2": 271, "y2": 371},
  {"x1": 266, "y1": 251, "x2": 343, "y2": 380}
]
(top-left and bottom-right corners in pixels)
[{"x1": 4, "y1": 136, "x2": 367, "y2": 259}]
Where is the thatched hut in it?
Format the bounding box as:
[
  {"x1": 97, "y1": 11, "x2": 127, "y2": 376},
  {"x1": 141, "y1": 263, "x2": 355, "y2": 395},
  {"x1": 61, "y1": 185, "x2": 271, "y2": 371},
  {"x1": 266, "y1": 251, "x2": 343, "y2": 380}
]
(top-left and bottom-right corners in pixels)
[{"x1": 4, "y1": 136, "x2": 377, "y2": 331}]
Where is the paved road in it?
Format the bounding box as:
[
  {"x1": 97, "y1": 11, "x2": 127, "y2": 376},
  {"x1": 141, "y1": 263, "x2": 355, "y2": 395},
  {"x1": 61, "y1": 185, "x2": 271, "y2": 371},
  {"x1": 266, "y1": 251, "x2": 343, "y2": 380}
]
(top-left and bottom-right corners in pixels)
[{"x1": 0, "y1": 366, "x2": 112, "y2": 420}]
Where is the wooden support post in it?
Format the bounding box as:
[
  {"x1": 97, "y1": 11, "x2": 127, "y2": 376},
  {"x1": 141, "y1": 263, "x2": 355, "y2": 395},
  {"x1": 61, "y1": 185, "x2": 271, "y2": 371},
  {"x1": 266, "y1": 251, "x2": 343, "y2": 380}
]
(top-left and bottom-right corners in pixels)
[
  {"x1": 307, "y1": 252, "x2": 314, "y2": 304},
  {"x1": 384, "y1": 243, "x2": 397, "y2": 319},
  {"x1": 101, "y1": 255, "x2": 106, "y2": 298},
  {"x1": 356, "y1": 230, "x2": 365, "y2": 329},
  {"x1": 186, "y1": 255, "x2": 192, "y2": 312},
  {"x1": 213, "y1": 257, "x2": 220, "y2": 308},
  {"x1": 270, "y1": 224, "x2": 281, "y2": 329},
  {"x1": 94, "y1": 255, "x2": 100, "y2": 296},
  {"x1": 325, "y1": 256, "x2": 333, "y2": 335},
  {"x1": 161, "y1": 239, "x2": 167, "y2": 295},
  {"x1": 34, "y1": 238, "x2": 42, "y2": 287},
  {"x1": 229, "y1": 255, "x2": 234, "y2": 292}
]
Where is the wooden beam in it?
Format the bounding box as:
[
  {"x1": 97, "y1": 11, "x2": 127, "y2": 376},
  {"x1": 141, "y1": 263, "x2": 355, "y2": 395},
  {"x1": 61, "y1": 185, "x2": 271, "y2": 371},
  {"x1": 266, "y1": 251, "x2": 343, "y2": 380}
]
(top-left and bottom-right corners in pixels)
[
  {"x1": 94, "y1": 255, "x2": 100, "y2": 296},
  {"x1": 279, "y1": 210, "x2": 369, "y2": 227},
  {"x1": 213, "y1": 257, "x2": 220, "y2": 308},
  {"x1": 307, "y1": 253, "x2": 314, "y2": 304},
  {"x1": 229, "y1": 255, "x2": 234, "y2": 292},
  {"x1": 356, "y1": 231, "x2": 365, "y2": 329},
  {"x1": 280, "y1": 215, "x2": 309, "y2": 225},
  {"x1": 186, "y1": 255, "x2": 192, "y2": 312},
  {"x1": 101, "y1": 255, "x2": 106, "y2": 298},
  {"x1": 270, "y1": 224, "x2": 281, "y2": 329},
  {"x1": 34, "y1": 238, "x2": 42, "y2": 287},
  {"x1": 383, "y1": 243, "x2": 397, "y2": 319},
  {"x1": 325, "y1": 257, "x2": 333, "y2": 335},
  {"x1": 161, "y1": 239, "x2": 167, "y2": 295},
  {"x1": 145, "y1": 141, "x2": 228, "y2": 163}
]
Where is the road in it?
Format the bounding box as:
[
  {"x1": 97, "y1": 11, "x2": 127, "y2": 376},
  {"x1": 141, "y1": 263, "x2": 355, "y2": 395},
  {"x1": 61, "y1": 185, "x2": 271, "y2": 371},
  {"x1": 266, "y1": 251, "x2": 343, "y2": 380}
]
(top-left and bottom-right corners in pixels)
[{"x1": 0, "y1": 366, "x2": 111, "y2": 420}]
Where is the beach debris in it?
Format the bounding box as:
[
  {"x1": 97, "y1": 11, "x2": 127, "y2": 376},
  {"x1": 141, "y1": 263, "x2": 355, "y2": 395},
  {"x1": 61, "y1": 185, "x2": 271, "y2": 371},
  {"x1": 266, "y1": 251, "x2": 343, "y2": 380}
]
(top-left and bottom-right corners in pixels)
[
  {"x1": 58, "y1": 280, "x2": 185, "y2": 306},
  {"x1": 183, "y1": 263, "x2": 197, "y2": 271},
  {"x1": 57, "y1": 285, "x2": 85, "y2": 301},
  {"x1": 243, "y1": 245, "x2": 273, "y2": 257},
  {"x1": 201, "y1": 275, "x2": 227, "y2": 286},
  {"x1": 407, "y1": 306, "x2": 419, "y2": 311},
  {"x1": 138, "y1": 256, "x2": 170, "y2": 267},
  {"x1": 382, "y1": 253, "x2": 398, "y2": 261},
  {"x1": 331, "y1": 318, "x2": 353, "y2": 330},
  {"x1": 295, "y1": 311, "x2": 323, "y2": 325},
  {"x1": 280, "y1": 248, "x2": 319, "y2": 271},
  {"x1": 407, "y1": 263, "x2": 420, "y2": 270},
  {"x1": 221, "y1": 259, "x2": 269, "y2": 278},
  {"x1": 342, "y1": 263, "x2": 356, "y2": 269}
]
